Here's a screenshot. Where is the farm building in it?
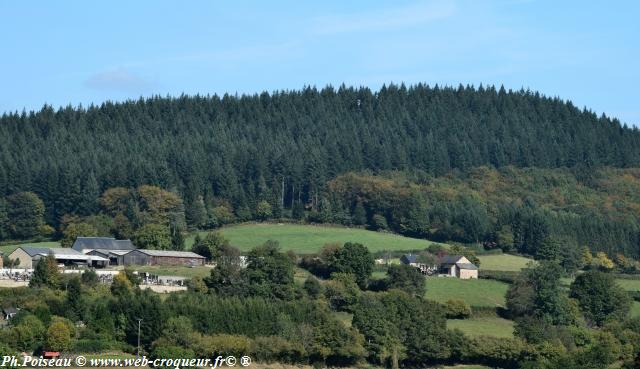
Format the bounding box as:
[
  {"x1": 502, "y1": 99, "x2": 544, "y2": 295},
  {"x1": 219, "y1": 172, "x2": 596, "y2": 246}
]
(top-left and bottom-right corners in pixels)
[
  {"x1": 122, "y1": 249, "x2": 205, "y2": 266},
  {"x1": 8, "y1": 247, "x2": 109, "y2": 269},
  {"x1": 440, "y1": 255, "x2": 478, "y2": 279},
  {"x1": 86, "y1": 249, "x2": 131, "y2": 266},
  {"x1": 2, "y1": 307, "x2": 19, "y2": 320},
  {"x1": 400, "y1": 253, "x2": 438, "y2": 275},
  {"x1": 400, "y1": 254, "x2": 419, "y2": 266},
  {"x1": 72, "y1": 237, "x2": 135, "y2": 253}
]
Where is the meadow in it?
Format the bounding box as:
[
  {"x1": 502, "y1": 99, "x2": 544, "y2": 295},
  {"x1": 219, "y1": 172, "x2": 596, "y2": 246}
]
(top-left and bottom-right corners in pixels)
[
  {"x1": 424, "y1": 277, "x2": 509, "y2": 308},
  {"x1": 447, "y1": 317, "x2": 514, "y2": 338},
  {"x1": 0, "y1": 241, "x2": 59, "y2": 255},
  {"x1": 476, "y1": 254, "x2": 534, "y2": 272},
  {"x1": 188, "y1": 223, "x2": 443, "y2": 253},
  {"x1": 615, "y1": 278, "x2": 640, "y2": 291},
  {"x1": 631, "y1": 302, "x2": 640, "y2": 318}
]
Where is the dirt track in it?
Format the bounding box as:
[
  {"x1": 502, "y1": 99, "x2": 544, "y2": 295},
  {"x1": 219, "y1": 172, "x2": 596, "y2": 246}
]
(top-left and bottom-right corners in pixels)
[
  {"x1": 0, "y1": 279, "x2": 29, "y2": 288},
  {"x1": 140, "y1": 285, "x2": 187, "y2": 293}
]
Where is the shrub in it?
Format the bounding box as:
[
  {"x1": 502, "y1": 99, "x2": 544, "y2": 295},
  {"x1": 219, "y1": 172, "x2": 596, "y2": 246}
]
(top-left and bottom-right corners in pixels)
[
  {"x1": 463, "y1": 336, "x2": 533, "y2": 369},
  {"x1": 479, "y1": 270, "x2": 520, "y2": 284},
  {"x1": 71, "y1": 339, "x2": 125, "y2": 353},
  {"x1": 250, "y1": 336, "x2": 306, "y2": 363},
  {"x1": 444, "y1": 299, "x2": 472, "y2": 319},
  {"x1": 194, "y1": 334, "x2": 252, "y2": 358}
]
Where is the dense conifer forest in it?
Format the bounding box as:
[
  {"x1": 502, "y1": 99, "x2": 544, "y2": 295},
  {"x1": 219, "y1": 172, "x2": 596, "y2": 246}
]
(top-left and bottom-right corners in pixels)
[{"x1": 1, "y1": 84, "x2": 640, "y2": 258}]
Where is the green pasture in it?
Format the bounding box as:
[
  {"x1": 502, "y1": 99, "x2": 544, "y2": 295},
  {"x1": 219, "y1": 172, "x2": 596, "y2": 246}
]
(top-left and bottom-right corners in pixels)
[
  {"x1": 477, "y1": 254, "x2": 534, "y2": 272},
  {"x1": 0, "y1": 241, "x2": 60, "y2": 255},
  {"x1": 188, "y1": 223, "x2": 442, "y2": 254},
  {"x1": 447, "y1": 316, "x2": 514, "y2": 338},
  {"x1": 425, "y1": 277, "x2": 509, "y2": 308}
]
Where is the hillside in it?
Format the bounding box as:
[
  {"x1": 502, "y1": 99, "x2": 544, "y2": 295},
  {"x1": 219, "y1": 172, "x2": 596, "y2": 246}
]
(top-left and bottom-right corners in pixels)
[
  {"x1": 1, "y1": 84, "x2": 639, "y2": 231},
  {"x1": 328, "y1": 167, "x2": 640, "y2": 258},
  {"x1": 189, "y1": 223, "x2": 442, "y2": 253}
]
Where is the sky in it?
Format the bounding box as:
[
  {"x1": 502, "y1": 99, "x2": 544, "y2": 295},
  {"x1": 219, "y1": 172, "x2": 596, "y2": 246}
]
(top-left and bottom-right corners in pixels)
[{"x1": 1, "y1": 0, "x2": 639, "y2": 126}]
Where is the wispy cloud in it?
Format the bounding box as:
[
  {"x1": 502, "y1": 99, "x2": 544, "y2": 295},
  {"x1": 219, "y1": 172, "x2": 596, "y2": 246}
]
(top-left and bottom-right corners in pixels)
[
  {"x1": 85, "y1": 67, "x2": 155, "y2": 92},
  {"x1": 312, "y1": 1, "x2": 456, "y2": 34}
]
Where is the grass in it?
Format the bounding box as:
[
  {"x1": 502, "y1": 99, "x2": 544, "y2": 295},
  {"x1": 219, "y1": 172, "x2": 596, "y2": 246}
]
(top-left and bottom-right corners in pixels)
[
  {"x1": 0, "y1": 241, "x2": 60, "y2": 255},
  {"x1": 477, "y1": 254, "x2": 534, "y2": 272},
  {"x1": 125, "y1": 265, "x2": 212, "y2": 278},
  {"x1": 333, "y1": 312, "x2": 353, "y2": 327},
  {"x1": 447, "y1": 317, "x2": 514, "y2": 338},
  {"x1": 80, "y1": 352, "x2": 136, "y2": 360},
  {"x1": 631, "y1": 302, "x2": 640, "y2": 318},
  {"x1": 188, "y1": 223, "x2": 443, "y2": 254},
  {"x1": 560, "y1": 275, "x2": 640, "y2": 292},
  {"x1": 294, "y1": 267, "x2": 313, "y2": 285},
  {"x1": 370, "y1": 271, "x2": 387, "y2": 280},
  {"x1": 425, "y1": 277, "x2": 509, "y2": 308},
  {"x1": 615, "y1": 278, "x2": 640, "y2": 291}
]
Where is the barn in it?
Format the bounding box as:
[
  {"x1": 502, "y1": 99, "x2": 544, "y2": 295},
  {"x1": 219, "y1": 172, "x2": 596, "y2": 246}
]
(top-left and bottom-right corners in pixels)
[
  {"x1": 122, "y1": 249, "x2": 205, "y2": 266},
  {"x1": 72, "y1": 237, "x2": 135, "y2": 253},
  {"x1": 86, "y1": 249, "x2": 131, "y2": 266},
  {"x1": 8, "y1": 247, "x2": 109, "y2": 269},
  {"x1": 439, "y1": 255, "x2": 479, "y2": 279}
]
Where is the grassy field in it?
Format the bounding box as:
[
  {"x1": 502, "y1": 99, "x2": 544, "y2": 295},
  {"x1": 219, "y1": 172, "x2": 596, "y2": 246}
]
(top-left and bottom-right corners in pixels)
[
  {"x1": 615, "y1": 278, "x2": 640, "y2": 291},
  {"x1": 561, "y1": 275, "x2": 640, "y2": 292},
  {"x1": 447, "y1": 317, "x2": 514, "y2": 338},
  {"x1": 0, "y1": 241, "x2": 59, "y2": 255},
  {"x1": 477, "y1": 254, "x2": 534, "y2": 271},
  {"x1": 188, "y1": 223, "x2": 442, "y2": 253},
  {"x1": 425, "y1": 277, "x2": 509, "y2": 307},
  {"x1": 631, "y1": 302, "x2": 640, "y2": 318}
]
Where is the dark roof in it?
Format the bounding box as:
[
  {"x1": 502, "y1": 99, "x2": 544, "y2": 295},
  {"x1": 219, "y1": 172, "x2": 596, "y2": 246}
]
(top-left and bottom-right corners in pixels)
[
  {"x1": 130, "y1": 249, "x2": 205, "y2": 258},
  {"x1": 72, "y1": 237, "x2": 135, "y2": 252},
  {"x1": 456, "y1": 262, "x2": 479, "y2": 270},
  {"x1": 18, "y1": 247, "x2": 82, "y2": 257},
  {"x1": 440, "y1": 255, "x2": 464, "y2": 264},
  {"x1": 3, "y1": 307, "x2": 19, "y2": 315},
  {"x1": 400, "y1": 254, "x2": 418, "y2": 264}
]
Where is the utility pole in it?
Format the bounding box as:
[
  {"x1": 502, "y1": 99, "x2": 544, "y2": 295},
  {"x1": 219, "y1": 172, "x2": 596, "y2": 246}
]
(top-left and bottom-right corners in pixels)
[
  {"x1": 137, "y1": 318, "x2": 142, "y2": 359},
  {"x1": 281, "y1": 176, "x2": 285, "y2": 210}
]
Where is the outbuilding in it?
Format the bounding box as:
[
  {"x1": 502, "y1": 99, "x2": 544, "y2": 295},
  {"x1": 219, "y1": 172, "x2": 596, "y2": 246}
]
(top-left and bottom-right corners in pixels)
[
  {"x1": 122, "y1": 249, "x2": 205, "y2": 266},
  {"x1": 439, "y1": 255, "x2": 479, "y2": 279},
  {"x1": 86, "y1": 249, "x2": 131, "y2": 266},
  {"x1": 8, "y1": 247, "x2": 109, "y2": 269},
  {"x1": 72, "y1": 237, "x2": 135, "y2": 253}
]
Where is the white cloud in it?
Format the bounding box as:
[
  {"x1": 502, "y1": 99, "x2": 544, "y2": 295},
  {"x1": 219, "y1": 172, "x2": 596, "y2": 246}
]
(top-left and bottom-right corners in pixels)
[
  {"x1": 85, "y1": 67, "x2": 154, "y2": 92},
  {"x1": 312, "y1": 1, "x2": 456, "y2": 34}
]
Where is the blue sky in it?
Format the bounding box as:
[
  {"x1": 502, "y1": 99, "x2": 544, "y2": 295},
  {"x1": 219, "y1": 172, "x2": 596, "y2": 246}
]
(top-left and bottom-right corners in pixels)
[{"x1": 1, "y1": 0, "x2": 639, "y2": 126}]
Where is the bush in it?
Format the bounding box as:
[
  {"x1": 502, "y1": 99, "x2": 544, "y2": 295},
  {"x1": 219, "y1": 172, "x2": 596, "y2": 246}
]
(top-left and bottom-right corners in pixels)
[
  {"x1": 250, "y1": 336, "x2": 305, "y2": 363},
  {"x1": 444, "y1": 299, "x2": 472, "y2": 319},
  {"x1": 463, "y1": 336, "x2": 533, "y2": 369},
  {"x1": 479, "y1": 270, "x2": 520, "y2": 284},
  {"x1": 193, "y1": 334, "x2": 252, "y2": 358},
  {"x1": 71, "y1": 339, "x2": 126, "y2": 353},
  {"x1": 151, "y1": 344, "x2": 196, "y2": 364},
  {"x1": 471, "y1": 306, "x2": 502, "y2": 318}
]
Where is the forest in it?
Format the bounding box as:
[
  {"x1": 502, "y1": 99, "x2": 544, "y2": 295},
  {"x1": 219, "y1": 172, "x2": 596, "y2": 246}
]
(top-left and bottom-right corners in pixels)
[{"x1": 1, "y1": 84, "x2": 640, "y2": 259}]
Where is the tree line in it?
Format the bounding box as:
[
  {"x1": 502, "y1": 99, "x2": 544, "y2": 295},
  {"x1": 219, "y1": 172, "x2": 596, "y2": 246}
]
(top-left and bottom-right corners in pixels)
[{"x1": 1, "y1": 84, "x2": 639, "y2": 232}]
